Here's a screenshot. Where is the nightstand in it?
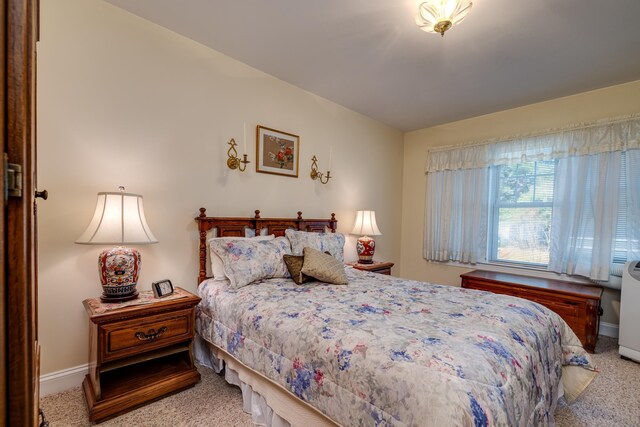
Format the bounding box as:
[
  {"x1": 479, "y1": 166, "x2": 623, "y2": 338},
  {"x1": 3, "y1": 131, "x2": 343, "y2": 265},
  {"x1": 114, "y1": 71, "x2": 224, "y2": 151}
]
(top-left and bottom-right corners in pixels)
[
  {"x1": 347, "y1": 261, "x2": 394, "y2": 275},
  {"x1": 82, "y1": 288, "x2": 201, "y2": 423}
]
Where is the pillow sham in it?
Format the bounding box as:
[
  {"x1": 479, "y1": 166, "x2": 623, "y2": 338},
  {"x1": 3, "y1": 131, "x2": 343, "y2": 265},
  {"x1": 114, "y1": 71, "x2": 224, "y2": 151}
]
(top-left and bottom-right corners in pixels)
[
  {"x1": 285, "y1": 229, "x2": 345, "y2": 262},
  {"x1": 300, "y1": 247, "x2": 348, "y2": 285},
  {"x1": 208, "y1": 235, "x2": 275, "y2": 281},
  {"x1": 209, "y1": 236, "x2": 291, "y2": 289}
]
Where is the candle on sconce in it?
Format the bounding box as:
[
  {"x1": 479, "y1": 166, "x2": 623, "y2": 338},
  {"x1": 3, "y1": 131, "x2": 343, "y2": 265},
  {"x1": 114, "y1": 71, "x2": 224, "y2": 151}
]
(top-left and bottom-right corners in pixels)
[
  {"x1": 329, "y1": 146, "x2": 333, "y2": 170},
  {"x1": 243, "y1": 122, "x2": 247, "y2": 154}
]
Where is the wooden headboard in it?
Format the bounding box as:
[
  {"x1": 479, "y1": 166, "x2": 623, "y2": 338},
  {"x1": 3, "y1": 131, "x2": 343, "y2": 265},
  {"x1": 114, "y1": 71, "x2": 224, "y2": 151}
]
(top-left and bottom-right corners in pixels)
[{"x1": 195, "y1": 208, "x2": 337, "y2": 284}]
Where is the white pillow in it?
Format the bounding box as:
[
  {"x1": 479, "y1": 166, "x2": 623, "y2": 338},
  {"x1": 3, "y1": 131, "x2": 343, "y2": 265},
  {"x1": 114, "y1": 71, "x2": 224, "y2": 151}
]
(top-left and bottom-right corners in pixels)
[
  {"x1": 209, "y1": 236, "x2": 292, "y2": 289},
  {"x1": 244, "y1": 227, "x2": 269, "y2": 237},
  {"x1": 284, "y1": 229, "x2": 345, "y2": 262},
  {"x1": 208, "y1": 235, "x2": 274, "y2": 281}
]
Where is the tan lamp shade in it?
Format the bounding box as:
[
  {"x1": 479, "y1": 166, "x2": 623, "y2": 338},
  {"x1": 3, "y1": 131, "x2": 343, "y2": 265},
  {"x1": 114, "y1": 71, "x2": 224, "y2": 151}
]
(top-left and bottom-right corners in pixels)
[
  {"x1": 350, "y1": 210, "x2": 382, "y2": 236},
  {"x1": 76, "y1": 191, "x2": 158, "y2": 245}
]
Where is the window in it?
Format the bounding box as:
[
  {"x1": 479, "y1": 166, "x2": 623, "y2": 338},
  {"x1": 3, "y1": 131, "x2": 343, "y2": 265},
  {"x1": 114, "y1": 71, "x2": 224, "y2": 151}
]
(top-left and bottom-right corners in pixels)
[
  {"x1": 613, "y1": 151, "x2": 640, "y2": 264},
  {"x1": 489, "y1": 160, "x2": 555, "y2": 266},
  {"x1": 487, "y1": 155, "x2": 635, "y2": 269}
]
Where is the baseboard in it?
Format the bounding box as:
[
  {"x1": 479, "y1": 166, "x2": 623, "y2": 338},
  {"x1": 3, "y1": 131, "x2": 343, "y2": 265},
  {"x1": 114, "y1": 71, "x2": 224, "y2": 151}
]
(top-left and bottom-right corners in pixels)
[
  {"x1": 599, "y1": 321, "x2": 619, "y2": 339},
  {"x1": 40, "y1": 364, "x2": 88, "y2": 397}
]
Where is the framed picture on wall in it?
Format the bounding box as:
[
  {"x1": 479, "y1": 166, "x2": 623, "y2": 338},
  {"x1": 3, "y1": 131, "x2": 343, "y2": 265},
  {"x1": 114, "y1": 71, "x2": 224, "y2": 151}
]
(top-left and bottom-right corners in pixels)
[{"x1": 256, "y1": 125, "x2": 299, "y2": 177}]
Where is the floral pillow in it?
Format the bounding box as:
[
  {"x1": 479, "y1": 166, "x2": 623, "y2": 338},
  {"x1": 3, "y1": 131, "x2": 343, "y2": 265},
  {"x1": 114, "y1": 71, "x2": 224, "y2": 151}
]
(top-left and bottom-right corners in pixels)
[
  {"x1": 209, "y1": 236, "x2": 291, "y2": 289},
  {"x1": 207, "y1": 235, "x2": 274, "y2": 281},
  {"x1": 285, "y1": 229, "x2": 345, "y2": 262}
]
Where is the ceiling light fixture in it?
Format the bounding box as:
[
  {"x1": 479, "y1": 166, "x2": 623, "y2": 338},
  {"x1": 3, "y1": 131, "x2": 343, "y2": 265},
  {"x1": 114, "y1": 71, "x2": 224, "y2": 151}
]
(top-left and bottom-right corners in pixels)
[{"x1": 415, "y1": 0, "x2": 473, "y2": 37}]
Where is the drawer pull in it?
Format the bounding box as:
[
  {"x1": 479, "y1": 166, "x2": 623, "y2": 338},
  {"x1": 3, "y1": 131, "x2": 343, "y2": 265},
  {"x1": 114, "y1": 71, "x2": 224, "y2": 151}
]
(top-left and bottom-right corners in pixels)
[{"x1": 135, "y1": 326, "x2": 167, "y2": 341}]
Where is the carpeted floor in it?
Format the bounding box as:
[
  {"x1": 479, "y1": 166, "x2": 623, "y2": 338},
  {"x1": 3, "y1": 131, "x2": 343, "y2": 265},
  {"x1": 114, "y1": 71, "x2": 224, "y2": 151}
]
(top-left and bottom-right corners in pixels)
[
  {"x1": 41, "y1": 336, "x2": 640, "y2": 426},
  {"x1": 554, "y1": 336, "x2": 640, "y2": 426}
]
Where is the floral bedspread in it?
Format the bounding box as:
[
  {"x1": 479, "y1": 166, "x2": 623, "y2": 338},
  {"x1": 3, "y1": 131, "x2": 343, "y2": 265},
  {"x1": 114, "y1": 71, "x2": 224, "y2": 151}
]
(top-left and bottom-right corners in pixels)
[{"x1": 196, "y1": 267, "x2": 596, "y2": 427}]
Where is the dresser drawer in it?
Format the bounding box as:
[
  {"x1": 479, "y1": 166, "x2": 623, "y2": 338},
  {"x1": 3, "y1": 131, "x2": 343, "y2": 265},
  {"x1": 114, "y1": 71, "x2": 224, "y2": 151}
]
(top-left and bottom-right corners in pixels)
[{"x1": 100, "y1": 308, "x2": 194, "y2": 361}]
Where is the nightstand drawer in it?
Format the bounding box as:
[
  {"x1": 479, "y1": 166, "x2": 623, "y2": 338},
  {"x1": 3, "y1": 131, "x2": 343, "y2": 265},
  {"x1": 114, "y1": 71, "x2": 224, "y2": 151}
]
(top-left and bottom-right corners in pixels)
[{"x1": 101, "y1": 308, "x2": 194, "y2": 361}]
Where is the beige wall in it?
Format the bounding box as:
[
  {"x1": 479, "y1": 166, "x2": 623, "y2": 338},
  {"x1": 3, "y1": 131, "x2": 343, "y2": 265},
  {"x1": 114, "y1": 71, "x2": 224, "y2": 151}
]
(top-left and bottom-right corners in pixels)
[
  {"x1": 37, "y1": 0, "x2": 404, "y2": 374},
  {"x1": 401, "y1": 80, "x2": 640, "y2": 326}
]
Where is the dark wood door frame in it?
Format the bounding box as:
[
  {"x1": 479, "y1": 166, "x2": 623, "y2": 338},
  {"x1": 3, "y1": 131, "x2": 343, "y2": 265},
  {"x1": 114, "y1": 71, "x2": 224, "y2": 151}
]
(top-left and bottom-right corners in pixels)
[
  {"x1": 4, "y1": 0, "x2": 38, "y2": 425},
  {"x1": 0, "y1": 0, "x2": 7, "y2": 424}
]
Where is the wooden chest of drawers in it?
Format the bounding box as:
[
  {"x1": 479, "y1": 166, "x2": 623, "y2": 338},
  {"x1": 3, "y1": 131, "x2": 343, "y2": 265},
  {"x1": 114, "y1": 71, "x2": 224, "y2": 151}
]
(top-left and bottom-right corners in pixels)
[{"x1": 460, "y1": 270, "x2": 603, "y2": 353}]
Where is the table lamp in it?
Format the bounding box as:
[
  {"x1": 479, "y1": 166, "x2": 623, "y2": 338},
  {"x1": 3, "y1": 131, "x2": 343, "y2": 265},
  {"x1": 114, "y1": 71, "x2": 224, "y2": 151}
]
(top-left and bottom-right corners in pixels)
[
  {"x1": 350, "y1": 210, "x2": 382, "y2": 264},
  {"x1": 76, "y1": 187, "x2": 158, "y2": 301}
]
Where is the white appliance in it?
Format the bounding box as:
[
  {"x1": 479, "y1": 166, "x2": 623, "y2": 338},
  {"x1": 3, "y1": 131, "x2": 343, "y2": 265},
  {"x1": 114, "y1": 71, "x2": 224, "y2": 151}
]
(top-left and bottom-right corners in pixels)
[{"x1": 619, "y1": 260, "x2": 640, "y2": 362}]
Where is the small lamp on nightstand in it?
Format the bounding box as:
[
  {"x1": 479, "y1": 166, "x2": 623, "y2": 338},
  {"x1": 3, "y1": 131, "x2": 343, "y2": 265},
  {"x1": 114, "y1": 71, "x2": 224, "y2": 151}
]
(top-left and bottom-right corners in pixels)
[
  {"x1": 76, "y1": 187, "x2": 158, "y2": 301},
  {"x1": 350, "y1": 210, "x2": 382, "y2": 264}
]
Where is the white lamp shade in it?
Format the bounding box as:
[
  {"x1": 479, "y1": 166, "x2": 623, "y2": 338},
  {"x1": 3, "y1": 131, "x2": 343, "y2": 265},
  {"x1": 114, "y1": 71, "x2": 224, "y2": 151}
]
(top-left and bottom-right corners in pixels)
[
  {"x1": 76, "y1": 191, "x2": 158, "y2": 245},
  {"x1": 350, "y1": 210, "x2": 382, "y2": 236}
]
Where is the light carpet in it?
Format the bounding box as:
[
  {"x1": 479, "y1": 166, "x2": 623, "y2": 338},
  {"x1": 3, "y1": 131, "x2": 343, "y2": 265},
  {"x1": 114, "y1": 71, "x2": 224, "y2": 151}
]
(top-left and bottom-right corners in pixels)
[{"x1": 41, "y1": 336, "x2": 640, "y2": 426}]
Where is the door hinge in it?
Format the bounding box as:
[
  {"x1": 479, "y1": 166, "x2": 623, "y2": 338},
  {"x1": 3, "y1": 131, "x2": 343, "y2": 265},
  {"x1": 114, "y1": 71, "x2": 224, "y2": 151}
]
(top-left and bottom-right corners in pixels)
[{"x1": 4, "y1": 153, "x2": 23, "y2": 199}]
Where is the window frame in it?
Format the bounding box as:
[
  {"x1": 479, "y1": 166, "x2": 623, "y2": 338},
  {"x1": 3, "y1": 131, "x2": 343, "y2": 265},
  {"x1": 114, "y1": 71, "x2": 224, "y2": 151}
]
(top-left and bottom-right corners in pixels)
[
  {"x1": 485, "y1": 154, "x2": 634, "y2": 272},
  {"x1": 487, "y1": 160, "x2": 556, "y2": 268}
]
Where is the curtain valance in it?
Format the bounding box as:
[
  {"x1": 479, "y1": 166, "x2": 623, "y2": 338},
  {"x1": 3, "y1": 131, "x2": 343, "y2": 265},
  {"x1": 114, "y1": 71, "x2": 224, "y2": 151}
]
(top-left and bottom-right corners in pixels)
[{"x1": 425, "y1": 114, "x2": 640, "y2": 173}]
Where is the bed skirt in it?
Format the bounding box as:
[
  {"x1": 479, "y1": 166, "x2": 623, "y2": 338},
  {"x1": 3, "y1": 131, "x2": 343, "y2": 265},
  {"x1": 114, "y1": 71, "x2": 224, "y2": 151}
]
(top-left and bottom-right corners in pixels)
[{"x1": 195, "y1": 334, "x2": 340, "y2": 427}]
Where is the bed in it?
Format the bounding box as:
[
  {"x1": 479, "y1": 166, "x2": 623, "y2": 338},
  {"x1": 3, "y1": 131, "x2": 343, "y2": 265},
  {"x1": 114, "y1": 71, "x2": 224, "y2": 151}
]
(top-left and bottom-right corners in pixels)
[{"x1": 193, "y1": 209, "x2": 597, "y2": 427}]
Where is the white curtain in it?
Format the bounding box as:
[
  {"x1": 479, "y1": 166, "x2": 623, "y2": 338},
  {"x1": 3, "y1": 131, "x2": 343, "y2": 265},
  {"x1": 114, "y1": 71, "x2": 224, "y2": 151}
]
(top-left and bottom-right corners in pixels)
[
  {"x1": 424, "y1": 168, "x2": 489, "y2": 263},
  {"x1": 426, "y1": 115, "x2": 640, "y2": 173},
  {"x1": 622, "y1": 150, "x2": 640, "y2": 262},
  {"x1": 423, "y1": 114, "x2": 640, "y2": 278},
  {"x1": 548, "y1": 152, "x2": 621, "y2": 280}
]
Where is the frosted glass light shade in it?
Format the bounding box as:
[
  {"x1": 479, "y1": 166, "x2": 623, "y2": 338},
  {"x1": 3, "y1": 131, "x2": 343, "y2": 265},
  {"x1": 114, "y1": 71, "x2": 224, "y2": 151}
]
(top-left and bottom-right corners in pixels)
[
  {"x1": 416, "y1": 0, "x2": 473, "y2": 36},
  {"x1": 350, "y1": 210, "x2": 382, "y2": 236},
  {"x1": 76, "y1": 191, "x2": 158, "y2": 245}
]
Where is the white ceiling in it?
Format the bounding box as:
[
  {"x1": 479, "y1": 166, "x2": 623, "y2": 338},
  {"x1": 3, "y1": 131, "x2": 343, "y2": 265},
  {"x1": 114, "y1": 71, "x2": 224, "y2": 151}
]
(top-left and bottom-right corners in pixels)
[{"x1": 104, "y1": 0, "x2": 640, "y2": 131}]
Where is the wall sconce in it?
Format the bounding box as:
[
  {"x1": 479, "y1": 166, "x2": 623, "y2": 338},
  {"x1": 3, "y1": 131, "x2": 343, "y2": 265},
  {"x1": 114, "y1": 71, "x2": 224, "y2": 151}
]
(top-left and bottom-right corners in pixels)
[
  {"x1": 310, "y1": 155, "x2": 331, "y2": 184},
  {"x1": 227, "y1": 138, "x2": 250, "y2": 172}
]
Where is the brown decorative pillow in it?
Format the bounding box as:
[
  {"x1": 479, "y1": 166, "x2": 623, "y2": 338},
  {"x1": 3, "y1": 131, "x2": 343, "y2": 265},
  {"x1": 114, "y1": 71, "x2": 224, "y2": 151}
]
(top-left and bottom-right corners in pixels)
[
  {"x1": 301, "y1": 247, "x2": 348, "y2": 285},
  {"x1": 283, "y1": 251, "x2": 334, "y2": 285},
  {"x1": 283, "y1": 254, "x2": 311, "y2": 285}
]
